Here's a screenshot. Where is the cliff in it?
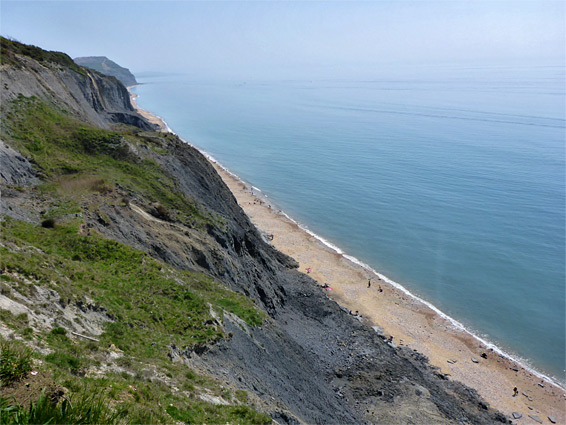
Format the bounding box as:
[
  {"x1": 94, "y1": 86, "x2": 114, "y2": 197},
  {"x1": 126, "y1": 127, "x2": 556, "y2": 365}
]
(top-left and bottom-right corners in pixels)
[
  {"x1": 0, "y1": 38, "x2": 509, "y2": 424},
  {"x1": 1, "y1": 38, "x2": 151, "y2": 130},
  {"x1": 74, "y1": 56, "x2": 138, "y2": 87}
]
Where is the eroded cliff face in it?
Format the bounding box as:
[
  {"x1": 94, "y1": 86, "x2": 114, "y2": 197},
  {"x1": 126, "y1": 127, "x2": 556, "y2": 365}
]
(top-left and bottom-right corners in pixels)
[
  {"x1": 0, "y1": 42, "x2": 510, "y2": 424},
  {"x1": 1, "y1": 55, "x2": 153, "y2": 130},
  {"x1": 72, "y1": 132, "x2": 507, "y2": 425}
]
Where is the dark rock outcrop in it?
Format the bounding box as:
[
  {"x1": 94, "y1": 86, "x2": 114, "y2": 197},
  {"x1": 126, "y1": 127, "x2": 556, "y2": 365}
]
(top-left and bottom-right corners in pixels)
[
  {"x1": 0, "y1": 140, "x2": 39, "y2": 186},
  {"x1": 0, "y1": 39, "x2": 510, "y2": 424},
  {"x1": 1, "y1": 51, "x2": 154, "y2": 131}
]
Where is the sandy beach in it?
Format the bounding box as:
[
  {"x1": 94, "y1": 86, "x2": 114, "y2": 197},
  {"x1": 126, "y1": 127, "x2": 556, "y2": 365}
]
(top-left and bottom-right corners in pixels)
[
  {"x1": 210, "y1": 166, "x2": 566, "y2": 424},
  {"x1": 130, "y1": 90, "x2": 565, "y2": 424},
  {"x1": 129, "y1": 89, "x2": 169, "y2": 131}
]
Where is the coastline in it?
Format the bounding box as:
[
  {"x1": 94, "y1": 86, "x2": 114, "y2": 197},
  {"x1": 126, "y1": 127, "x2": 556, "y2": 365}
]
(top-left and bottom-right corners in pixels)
[
  {"x1": 128, "y1": 88, "x2": 566, "y2": 424},
  {"x1": 128, "y1": 86, "x2": 170, "y2": 131}
]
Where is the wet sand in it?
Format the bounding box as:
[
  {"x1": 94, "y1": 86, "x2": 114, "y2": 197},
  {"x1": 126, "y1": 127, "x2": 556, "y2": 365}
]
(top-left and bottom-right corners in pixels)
[
  {"x1": 129, "y1": 88, "x2": 565, "y2": 423},
  {"x1": 129, "y1": 88, "x2": 169, "y2": 131}
]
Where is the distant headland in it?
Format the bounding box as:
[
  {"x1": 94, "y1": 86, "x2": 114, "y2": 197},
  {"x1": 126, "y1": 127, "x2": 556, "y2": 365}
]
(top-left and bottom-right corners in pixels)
[{"x1": 74, "y1": 55, "x2": 137, "y2": 87}]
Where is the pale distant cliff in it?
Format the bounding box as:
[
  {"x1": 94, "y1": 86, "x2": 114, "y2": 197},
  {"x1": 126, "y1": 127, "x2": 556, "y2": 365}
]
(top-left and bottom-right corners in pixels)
[{"x1": 74, "y1": 55, "x2": 137, "y2": 87}]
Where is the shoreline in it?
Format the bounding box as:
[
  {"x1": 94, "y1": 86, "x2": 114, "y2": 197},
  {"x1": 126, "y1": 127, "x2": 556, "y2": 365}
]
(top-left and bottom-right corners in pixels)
[
  {"x1": 128, "y1": 87, "x2": 566, "y2": 424},
  {"x1": 128, "y1": 85, "x2": 171, "y2": 132}
]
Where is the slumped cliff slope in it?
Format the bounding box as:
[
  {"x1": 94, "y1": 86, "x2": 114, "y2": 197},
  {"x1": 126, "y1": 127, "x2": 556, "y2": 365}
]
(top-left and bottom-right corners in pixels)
[{"x1": 0, "y1": 38, "x2": 509, "y2": 424}]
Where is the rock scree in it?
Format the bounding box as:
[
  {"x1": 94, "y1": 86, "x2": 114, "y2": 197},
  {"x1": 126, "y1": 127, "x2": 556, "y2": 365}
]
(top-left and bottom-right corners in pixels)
[{"x1": 0, "y1": 38, "x2": 511, "y2": 424}]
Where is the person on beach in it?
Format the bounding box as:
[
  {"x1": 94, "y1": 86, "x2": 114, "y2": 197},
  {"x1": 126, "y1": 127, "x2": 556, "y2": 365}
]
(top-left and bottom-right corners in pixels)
[
  {"x1": 378, "y1": 285, "x2": 383, "y2": 293},
  {"x1": 367, "y1": 279, "x2": 371, "y2": 288},
  {"x1": 513, "y1": 387, "x2": 519, "y2": 397}
]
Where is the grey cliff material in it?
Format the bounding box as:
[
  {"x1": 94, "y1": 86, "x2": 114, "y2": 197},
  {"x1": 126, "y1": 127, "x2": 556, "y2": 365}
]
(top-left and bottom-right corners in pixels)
[
  {"x1": 0, "y1": 140, "x2": 39, "y2": 187},
  {"x1": 0, "y1": 46, "x2": 511, "y2": 424},
  {"x1": 1, "y1": 56, "x2": 153, "y2": 130}
]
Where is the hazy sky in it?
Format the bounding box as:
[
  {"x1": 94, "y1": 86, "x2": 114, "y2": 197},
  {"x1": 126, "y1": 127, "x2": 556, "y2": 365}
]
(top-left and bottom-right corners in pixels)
[{"x1": 1, "y1": 1, "x2": 564, "y2": 79}]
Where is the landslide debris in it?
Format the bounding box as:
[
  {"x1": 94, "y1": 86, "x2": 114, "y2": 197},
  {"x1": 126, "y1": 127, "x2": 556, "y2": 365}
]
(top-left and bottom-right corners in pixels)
[{"x1": 0, "y1": 37, "x2": 510, "y2": 424}]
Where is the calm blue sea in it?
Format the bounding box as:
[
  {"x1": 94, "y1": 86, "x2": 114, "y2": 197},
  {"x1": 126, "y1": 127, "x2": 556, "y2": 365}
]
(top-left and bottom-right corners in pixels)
[{"x1": 132, "y1": 64, "x2": 566, "y2": 385}]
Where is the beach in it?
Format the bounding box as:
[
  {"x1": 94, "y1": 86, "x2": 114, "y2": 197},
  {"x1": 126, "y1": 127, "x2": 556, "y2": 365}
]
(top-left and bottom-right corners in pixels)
[
  {"x1": 130, "y1": 90, "x2": 565, "y2": 424},
  {"x1": 129, "y1": 90, "x2": 169, "y2": 131}
]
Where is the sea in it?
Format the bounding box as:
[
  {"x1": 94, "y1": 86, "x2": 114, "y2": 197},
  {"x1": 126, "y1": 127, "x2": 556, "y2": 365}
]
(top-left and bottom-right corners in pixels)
[{"x1": 131, "y1": 63, "x2": 566, "y2": 386}]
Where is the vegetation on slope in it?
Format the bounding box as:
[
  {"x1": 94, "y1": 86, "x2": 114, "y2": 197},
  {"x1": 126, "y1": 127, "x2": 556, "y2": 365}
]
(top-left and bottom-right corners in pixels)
[
  {"x1": 0, "y1": 36, "x2": 84, "y2": 74},
  {"x1": 4, "y1": 94, "x2": 210, "y2": 226},
  {"x1": 0, "y1": 218, "x2": 268, "y2": 423},
  {"x1": 0, "y1": 94, "x2": 270, "y2": 423}
]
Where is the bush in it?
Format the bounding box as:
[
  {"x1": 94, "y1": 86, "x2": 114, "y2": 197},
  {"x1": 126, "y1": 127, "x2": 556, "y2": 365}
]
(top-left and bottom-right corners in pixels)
[
  {"x1": 0, "y1": 392, "x2": 120, "y2": 424},
  {"x1": 75, "y1": 128, "x2": 123, "y2": 157},
  {"x1": 41, "y1": 218, "x2": 56, "y2": 228},
  {"x1": 50, "y1": 327, "x2": 67, "y2": 336},
  {"x1": 45, "y1": 352, "x2": 80, "y2": 373},
  {"x1": 0, "y1": 340, "x2": 32, "y2": 385},
  {"x1": 151, "y1": 203, "x2": 171, "y2": 221}
]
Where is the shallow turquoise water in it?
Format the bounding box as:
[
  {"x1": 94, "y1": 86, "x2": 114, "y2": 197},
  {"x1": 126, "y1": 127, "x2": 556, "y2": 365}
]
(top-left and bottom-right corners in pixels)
[{"x1": 132, "y1": 65, "x2": 565, "y2": 384}]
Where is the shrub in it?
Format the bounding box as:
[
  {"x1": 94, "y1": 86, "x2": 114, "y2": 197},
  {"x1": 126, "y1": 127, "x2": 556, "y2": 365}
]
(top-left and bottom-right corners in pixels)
[
  {"x1": 0, "y1": 392, "x2": 120, "y2": 424},
  {"x1": 0, "y1": 340, "x2": 32, "y2": 385},
  {"x1": 41, "y1": 218, "x2": 56, "y2": 228},
  {"x1": 151, "y1": 203, "x2": 171, "y2": 221},
  {"x1": 45, "y1": 352, "x2": 81, "y2": 373},
  {"x1": 50, "y1": 327, "x2": 67, "y2": 336}
]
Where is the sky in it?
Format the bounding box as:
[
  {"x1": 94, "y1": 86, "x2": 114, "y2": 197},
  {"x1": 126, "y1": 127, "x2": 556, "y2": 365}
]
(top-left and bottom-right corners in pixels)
[{"x1": 1, "y1": 1, "x2": 564, "y2": 79}]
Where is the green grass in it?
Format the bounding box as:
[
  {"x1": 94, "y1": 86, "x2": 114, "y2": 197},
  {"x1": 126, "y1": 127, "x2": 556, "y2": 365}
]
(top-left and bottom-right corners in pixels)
[
  {"x1": 45, "y1": 352, "x2": 82, "y2": 374},
  {"x1": 0, "y1": 219, "x2": 268, "y2": 422},
  {"x1": 167, "y1": 402, "x2": 272, "y2": 425},
  {"x1": 41, "y1": 199, "x2": 82, "y2": 220},
  {"x1": 0, "y1": 218, "x2": 264, "y2": 358},
  {"x1": 0, "y1": 310, "x2": 30, "y2": 333},
  {"x1": 0, "y1": 340, "x2": 32, "y2": 385},
  {"x1": 0, "y1": 391, "x2": 121, "y2": 425},
  {"x1": 0, "y1": 36, "x2": 85, "y2": 74},
  {"x1": 3, "y1": 95, "x2": 210, "y2": 226},
  {"x1": 0, "y1": 351, "x2": 267, "y2": 424}
]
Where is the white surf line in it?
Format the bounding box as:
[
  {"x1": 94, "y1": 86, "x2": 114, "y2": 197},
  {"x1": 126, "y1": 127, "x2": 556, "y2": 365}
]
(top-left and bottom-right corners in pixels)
[
  {"x1": 198, "y1": 143, "x2": 565, "y2": 390},
  {"x1": 131, "y1": 89, "x2": 566, "y2": 391},
  {"x1": 279, "y1": 210, "x2": 565, "y2": 390}
]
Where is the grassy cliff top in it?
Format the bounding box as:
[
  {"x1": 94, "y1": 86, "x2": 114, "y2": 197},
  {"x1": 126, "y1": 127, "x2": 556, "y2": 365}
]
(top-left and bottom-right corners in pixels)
[{"x1": 0, "y1": 36, "x2": 84, "y2": 74}]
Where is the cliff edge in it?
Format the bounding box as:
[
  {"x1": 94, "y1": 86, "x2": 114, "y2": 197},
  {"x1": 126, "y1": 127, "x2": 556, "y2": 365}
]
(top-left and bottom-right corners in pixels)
[
  {"x1": 0, "y1": 37, "x2": 509, "y2": 424},
  {"x1": 74, "y1": 56, "x2": 138, "y2": 87}
]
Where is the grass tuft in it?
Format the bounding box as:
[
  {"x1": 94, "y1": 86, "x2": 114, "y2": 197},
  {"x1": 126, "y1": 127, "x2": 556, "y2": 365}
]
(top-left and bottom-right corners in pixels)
[
  {"x1": 0, "y1": 391, "x2": 121, "y2": 425},
  {"x1": 0, "y1": 339, "x2": 32, "y2": 385}
]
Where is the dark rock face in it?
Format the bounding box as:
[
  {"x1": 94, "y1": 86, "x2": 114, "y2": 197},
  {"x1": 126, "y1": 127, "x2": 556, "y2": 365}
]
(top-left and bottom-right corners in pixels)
[
  {"x1": 0, "y1": 47, "x2": 510, "y2": 424},
  {"x1": 0, "y1": 140, "x2": 39, "y2": 187},
  {"x1": 74, "y1": 56, "x2": 137, "y2": 87},
  {"x1": 0, "y1": 55, "x2": 154, "y2": 131},
  {"x1": 79, "y1": 131, "x2": 508, "y2": 424}
]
